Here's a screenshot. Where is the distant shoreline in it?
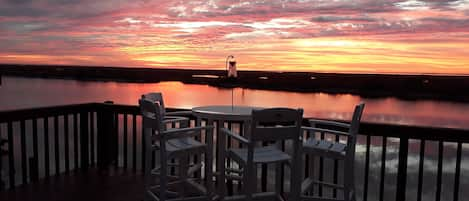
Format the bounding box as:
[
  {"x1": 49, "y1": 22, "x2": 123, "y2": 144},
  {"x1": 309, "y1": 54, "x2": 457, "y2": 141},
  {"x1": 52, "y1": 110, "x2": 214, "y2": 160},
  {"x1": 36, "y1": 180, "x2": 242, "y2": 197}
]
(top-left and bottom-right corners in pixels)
[{"x1": 1, "y1": 64, "x2": 469, "y2": 102}]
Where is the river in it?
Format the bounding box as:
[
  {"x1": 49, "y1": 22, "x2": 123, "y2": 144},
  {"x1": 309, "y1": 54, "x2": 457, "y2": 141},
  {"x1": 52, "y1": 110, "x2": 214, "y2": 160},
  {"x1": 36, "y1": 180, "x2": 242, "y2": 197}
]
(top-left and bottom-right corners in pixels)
[
  {"x1": 1, "y1": 76, "x2": 469, "y2": 129},
  {"x1": 0, "y1": 75, "x2": 468, "y2": 200}
]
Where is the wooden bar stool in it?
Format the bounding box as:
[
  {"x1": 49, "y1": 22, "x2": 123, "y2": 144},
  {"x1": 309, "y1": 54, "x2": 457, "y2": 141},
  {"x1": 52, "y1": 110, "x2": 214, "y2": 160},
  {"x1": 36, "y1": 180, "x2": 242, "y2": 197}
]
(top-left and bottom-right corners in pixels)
[
  {"x1": 139, "y1": 97, "x2": 214, "y2": 201},
  {"x1": 220, "y1": 108, "x2": 303, "y2": 201},
  {"x1": 301, "y1": 103, "x2": 365, "y2": 201}
]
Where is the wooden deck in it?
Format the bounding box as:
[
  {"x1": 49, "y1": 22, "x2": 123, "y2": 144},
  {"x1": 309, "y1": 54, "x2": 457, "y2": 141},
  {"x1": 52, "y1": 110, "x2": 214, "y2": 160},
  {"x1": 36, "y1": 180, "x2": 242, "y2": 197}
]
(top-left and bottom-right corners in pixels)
[
  {"x1": 1, "y1": 103, "x2": 468, "y2": 201},
  {"x1": 0, "y1": 168, "x2": 144, "y2": 201}
]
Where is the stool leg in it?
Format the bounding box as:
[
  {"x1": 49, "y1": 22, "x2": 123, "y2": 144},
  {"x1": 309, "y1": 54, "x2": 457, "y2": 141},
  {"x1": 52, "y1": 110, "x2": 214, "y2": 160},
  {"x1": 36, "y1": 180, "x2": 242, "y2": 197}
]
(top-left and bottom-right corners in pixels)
[
  {"x1": 308, "y1": 155, "x2": 315, "y2": 195},
  {"x1": 275, "y1": 162, "x2": 282, "y2": 200},
  {"x1": 179, "y1": 156, "x2": 189, "y2": 197},
  {"x1": 160, "y1": 148, "x2": 168, "y2": 201},
  {"x1": 290, "y1": 158, "x2": 302, "y2": 201},
  {"x1": 205, "y1": 147, "x2": 214, "y2": 198},
  {"x1": 243, "y1": 163, "x2": 256, "y2": 201},
  {"x1": 344, "y1": 156, "x2": 355, "y2": 201}
]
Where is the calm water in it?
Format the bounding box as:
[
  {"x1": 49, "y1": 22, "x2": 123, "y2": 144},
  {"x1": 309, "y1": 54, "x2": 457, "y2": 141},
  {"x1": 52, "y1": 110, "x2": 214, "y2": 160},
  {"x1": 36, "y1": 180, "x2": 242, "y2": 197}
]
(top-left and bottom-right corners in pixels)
[
  {"x1": 1, "y1": 76, "x2": 469, "y2": 201},
  {"x1": 1, "y1": 76, "x2": 469, "y2": 129}
]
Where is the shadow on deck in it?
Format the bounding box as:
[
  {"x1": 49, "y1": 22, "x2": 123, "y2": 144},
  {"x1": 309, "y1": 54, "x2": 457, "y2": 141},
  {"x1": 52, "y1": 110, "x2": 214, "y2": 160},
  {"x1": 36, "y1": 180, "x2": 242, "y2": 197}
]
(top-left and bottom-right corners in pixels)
[{"x1": 0, "y1": 169, "x2": 143, "y2": 201}]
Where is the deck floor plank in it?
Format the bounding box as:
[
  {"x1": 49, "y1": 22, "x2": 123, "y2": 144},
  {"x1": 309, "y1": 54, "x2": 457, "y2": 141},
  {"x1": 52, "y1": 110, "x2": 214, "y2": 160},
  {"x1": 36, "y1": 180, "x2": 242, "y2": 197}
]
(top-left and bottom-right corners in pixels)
[{"x1": 0, "y1": 168, "x2": 144, "y2": 201}]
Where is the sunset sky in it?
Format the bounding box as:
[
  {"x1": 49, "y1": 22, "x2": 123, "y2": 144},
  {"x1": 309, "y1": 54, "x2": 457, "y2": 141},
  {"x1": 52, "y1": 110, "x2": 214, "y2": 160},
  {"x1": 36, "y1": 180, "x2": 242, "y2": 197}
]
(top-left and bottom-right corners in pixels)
[{"x1": 0, "y1": 0, "x2": 468, "y2": 74}]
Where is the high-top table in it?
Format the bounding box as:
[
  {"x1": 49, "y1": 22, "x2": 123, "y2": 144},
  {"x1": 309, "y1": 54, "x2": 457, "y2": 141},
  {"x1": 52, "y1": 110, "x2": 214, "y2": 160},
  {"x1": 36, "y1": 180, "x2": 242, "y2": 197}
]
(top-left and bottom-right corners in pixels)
[
  {"x1": 192, "y1": 105, "x2": 261, "y2": 121},
  {"x1": 192, "y1": 105, "x2": 262, "y2": 197}
]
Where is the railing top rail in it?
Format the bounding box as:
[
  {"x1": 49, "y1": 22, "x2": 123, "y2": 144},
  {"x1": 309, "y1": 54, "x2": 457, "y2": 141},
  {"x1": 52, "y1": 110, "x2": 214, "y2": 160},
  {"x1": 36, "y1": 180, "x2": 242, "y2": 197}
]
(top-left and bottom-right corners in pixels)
[
  {"x1": 360, "y1": 121, "x2": 469, "y2": 142},
  {"x1": 0, "y1": 103, "x2": 98, "y2": 122},
  {"x1": 103, "y1": 103, "x2": 190, "y2": 115}
]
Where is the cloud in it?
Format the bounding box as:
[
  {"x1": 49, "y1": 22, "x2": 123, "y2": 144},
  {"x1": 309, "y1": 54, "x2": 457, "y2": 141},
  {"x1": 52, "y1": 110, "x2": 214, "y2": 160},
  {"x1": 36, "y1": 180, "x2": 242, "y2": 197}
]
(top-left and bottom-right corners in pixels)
[
  {"x1": 224, "y1": 30, "x2": 293, "y2": 40},
  {"x1": 244, "y1": 18, "x2": 311, "y2": 29},
  {"x1": 1, "y1": 0, "x2": 469, "y2": 73},
  {"x1": 311, "y1": 15, "x2": 378, "y2": 23},
  {"x1": 153, "y1": 21, "x2": 238, "y2": 29},
  {"x1": 2, "y1": 0, "x2": 32, "y2": 4},
  {"x1": 449, "y1": 0, "x2": 469, "y2": 9},
  {"x1": 395, "y1": 0, "x2": 431, "y2": 10},
  {"x1": 0, "y1": 21, "x2": 48, "y2": 32}
]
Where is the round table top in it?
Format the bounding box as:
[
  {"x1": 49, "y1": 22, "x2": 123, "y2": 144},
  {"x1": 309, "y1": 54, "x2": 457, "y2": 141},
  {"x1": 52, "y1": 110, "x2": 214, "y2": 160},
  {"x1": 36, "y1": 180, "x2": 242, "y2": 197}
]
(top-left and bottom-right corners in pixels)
[{"x1": 192, "y1": 105, "x2": 263, "y2": 121}]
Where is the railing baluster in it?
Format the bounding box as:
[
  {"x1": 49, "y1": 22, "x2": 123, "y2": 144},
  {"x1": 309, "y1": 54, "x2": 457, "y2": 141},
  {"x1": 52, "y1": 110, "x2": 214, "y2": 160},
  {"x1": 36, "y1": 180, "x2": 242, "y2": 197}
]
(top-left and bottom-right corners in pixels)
[
  {"x1": 73, "y1": 113, "x2": 79, "y2": 169},
  {"x1": 54, "y1": 115, "x2": 60, "y2": 175},
  {"x1": 379, "y1": 136, "x2": 387, "y2": 201},
  {"x1": 80, "y1": 112, "x2": 89, "y2": 170},
  {"x1": 90, "y1": 112, "x2": 95, "y2": 165},
  {"x1": 417, "y1": 140, "x2": 425, "y2": 201},
  {"x1": 453, "y1": 142, "x2": 462, "y2": 201},
  {"x1": 43, "y1": 117, "x2": 50, "y2": 178},
  {"x1": 395, "y1": 137, "x2": 409, "y2": 201},
  {"x1": 318, "y1": 131, "x2": 325, "y2": 196},
  {"x1": 213, "y1": 120, "x2": 219, "y2": 186},
  {"x1": 435, "y1": 141, "x2": 444, "y2": 201},
  {"x1": 227, "y1": 122, "x2": 233, "y2": 195},
  {"x1": 31, "y1": 119, "x2": 39, "y2": 182},
  {"x1": 281, "y1": 129, "x2": 288, "y2": 194},
  {"x1": 64, "y1": 115, "x2": 70, "y2": 173},
  {"x1": 193, "y1": 119, "x2": 200, "y2": 179},
  {"x1": 333, "y1": 134, "x2": 339, "y2": 198},
  {"x1": 20, "y1": 120, "x2": 27, "y2": 184},
  {"x1": 123, "y1": 114, "x2": 128, "y2": 169},
  {"x1": 0, "y1": 125, "x2": 4, "y2": 191},
  {"x1": 261, "y1": 142, "x2": 268, "y2": 192},
  {"x1": 237, "y1": 120, "x2": 244, "y2": 193},
  {"x1": 141, "y1": 121, "x2": 146, "y2": 174},
  {"x1": 151, "y1": 125, "x2": 156, "y2": 170},
  {"x1": 115, "y1": 112, "x2": 119, "y2": 168},
  {"x1": 363, "y1": 135, "x2": 371, "y2": 201},
  {"x1": 7, "y1": 122, "x2": 15, "y2": 188},
  {"x1": 304, "y1": 130, "x2": 310, "y2": 179},
  {"x1": 304, "y1": 130, "x2": 312, "y2": 196},
  {"x1": 132, "y1": 114, "x2": 137, "y2": 172}
]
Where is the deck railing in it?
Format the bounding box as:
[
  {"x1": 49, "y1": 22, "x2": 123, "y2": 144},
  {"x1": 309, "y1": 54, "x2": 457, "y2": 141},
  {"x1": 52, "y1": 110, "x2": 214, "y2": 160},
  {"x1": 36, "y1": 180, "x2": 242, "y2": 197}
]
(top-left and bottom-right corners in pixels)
[
  {"x1": 0, "y1": 102, "x2": 468, "y2": 201},
  {"x1": 0, "y1": 103, "x2": 97, "y2": 188}
]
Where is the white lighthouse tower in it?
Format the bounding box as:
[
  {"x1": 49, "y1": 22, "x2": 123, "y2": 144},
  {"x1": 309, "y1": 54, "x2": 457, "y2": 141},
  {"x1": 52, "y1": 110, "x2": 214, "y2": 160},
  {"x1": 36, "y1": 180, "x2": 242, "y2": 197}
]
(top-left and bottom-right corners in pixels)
[{"x1": 226, "y1": 55, "x2": 237, "y2": 78}]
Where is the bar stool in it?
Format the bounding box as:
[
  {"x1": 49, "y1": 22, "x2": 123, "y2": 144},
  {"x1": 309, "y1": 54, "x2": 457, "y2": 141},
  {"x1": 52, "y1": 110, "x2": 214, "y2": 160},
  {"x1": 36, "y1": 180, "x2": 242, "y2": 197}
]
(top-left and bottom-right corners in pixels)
[
  {"x1": 301, "y1": 103, "x2": 365, "y2": 201},
  {"x1": 139, "y1": 98, "x2": 214, "y2": 201},
  {"x1": 220, "y1": 108, "x2": 303, "y2": 201}
]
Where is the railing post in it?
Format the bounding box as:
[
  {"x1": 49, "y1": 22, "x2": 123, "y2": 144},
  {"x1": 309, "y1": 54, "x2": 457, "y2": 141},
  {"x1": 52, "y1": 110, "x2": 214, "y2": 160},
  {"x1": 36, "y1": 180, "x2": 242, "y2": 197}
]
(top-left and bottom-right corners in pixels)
[
  {"x1": 97, "y1": 101, "x2": 117, "y2": 170},
  {"x1": 396, "y1": 137, "x2": 409, "y2": 201},
  {"x1": 80, "y1": 111, "x2": 90, "y2": 171}
]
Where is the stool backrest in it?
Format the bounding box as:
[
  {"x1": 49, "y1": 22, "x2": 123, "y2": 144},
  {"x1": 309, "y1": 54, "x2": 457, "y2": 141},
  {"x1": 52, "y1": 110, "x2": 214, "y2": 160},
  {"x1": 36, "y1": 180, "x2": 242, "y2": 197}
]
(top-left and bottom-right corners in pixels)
[
  {"x1": 141, "y1": 92, "x2": 166, "y2": 119},
  {"x1": 250, "y1": 108, "x2": 303, "y2": 142},
  {"x1": 346, "y1": 102, "x2": 365, "y2": 164},
  {"x1": 139, "y1": 98, "x2": 164, "y2": 132},
  {"x1": 349, "y1": 102, "x2": 365, "y2": 136}
]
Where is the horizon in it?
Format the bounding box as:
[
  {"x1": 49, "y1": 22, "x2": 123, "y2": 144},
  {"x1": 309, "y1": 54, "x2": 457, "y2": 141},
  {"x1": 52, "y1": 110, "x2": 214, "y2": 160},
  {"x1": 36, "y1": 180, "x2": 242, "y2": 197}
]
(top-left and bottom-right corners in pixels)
[
  {"x1": 1, "y1": 0, "x2": 469, "y2": 75},
  {"x1": 3, "y1": 63, "x2": 469, "y2": 76}
]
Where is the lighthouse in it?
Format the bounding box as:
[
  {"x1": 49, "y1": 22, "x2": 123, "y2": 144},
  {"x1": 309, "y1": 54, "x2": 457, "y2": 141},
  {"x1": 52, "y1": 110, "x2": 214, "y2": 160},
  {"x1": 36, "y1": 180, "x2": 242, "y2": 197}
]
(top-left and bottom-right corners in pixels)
[{"x1": 226, "y1": 55, "x2": 237, "y2": 78}]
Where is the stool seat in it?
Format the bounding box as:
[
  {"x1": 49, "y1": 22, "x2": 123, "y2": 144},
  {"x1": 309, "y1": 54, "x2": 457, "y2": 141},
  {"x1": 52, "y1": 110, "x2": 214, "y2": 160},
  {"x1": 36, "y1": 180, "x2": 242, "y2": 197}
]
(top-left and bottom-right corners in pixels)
[{"x1": 229, "y1": 146, "x2": 291, "y2": 164}]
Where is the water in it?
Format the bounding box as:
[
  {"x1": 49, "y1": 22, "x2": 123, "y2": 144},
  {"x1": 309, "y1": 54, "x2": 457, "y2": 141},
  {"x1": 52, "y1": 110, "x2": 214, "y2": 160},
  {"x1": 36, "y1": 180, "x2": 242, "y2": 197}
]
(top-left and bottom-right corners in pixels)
[
  {"x1": 1, "y1": 76, "x2": 468, "y2": 201},
  {"x1": 1, "y1": 76, "x2": 469, "y2": 129}
]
